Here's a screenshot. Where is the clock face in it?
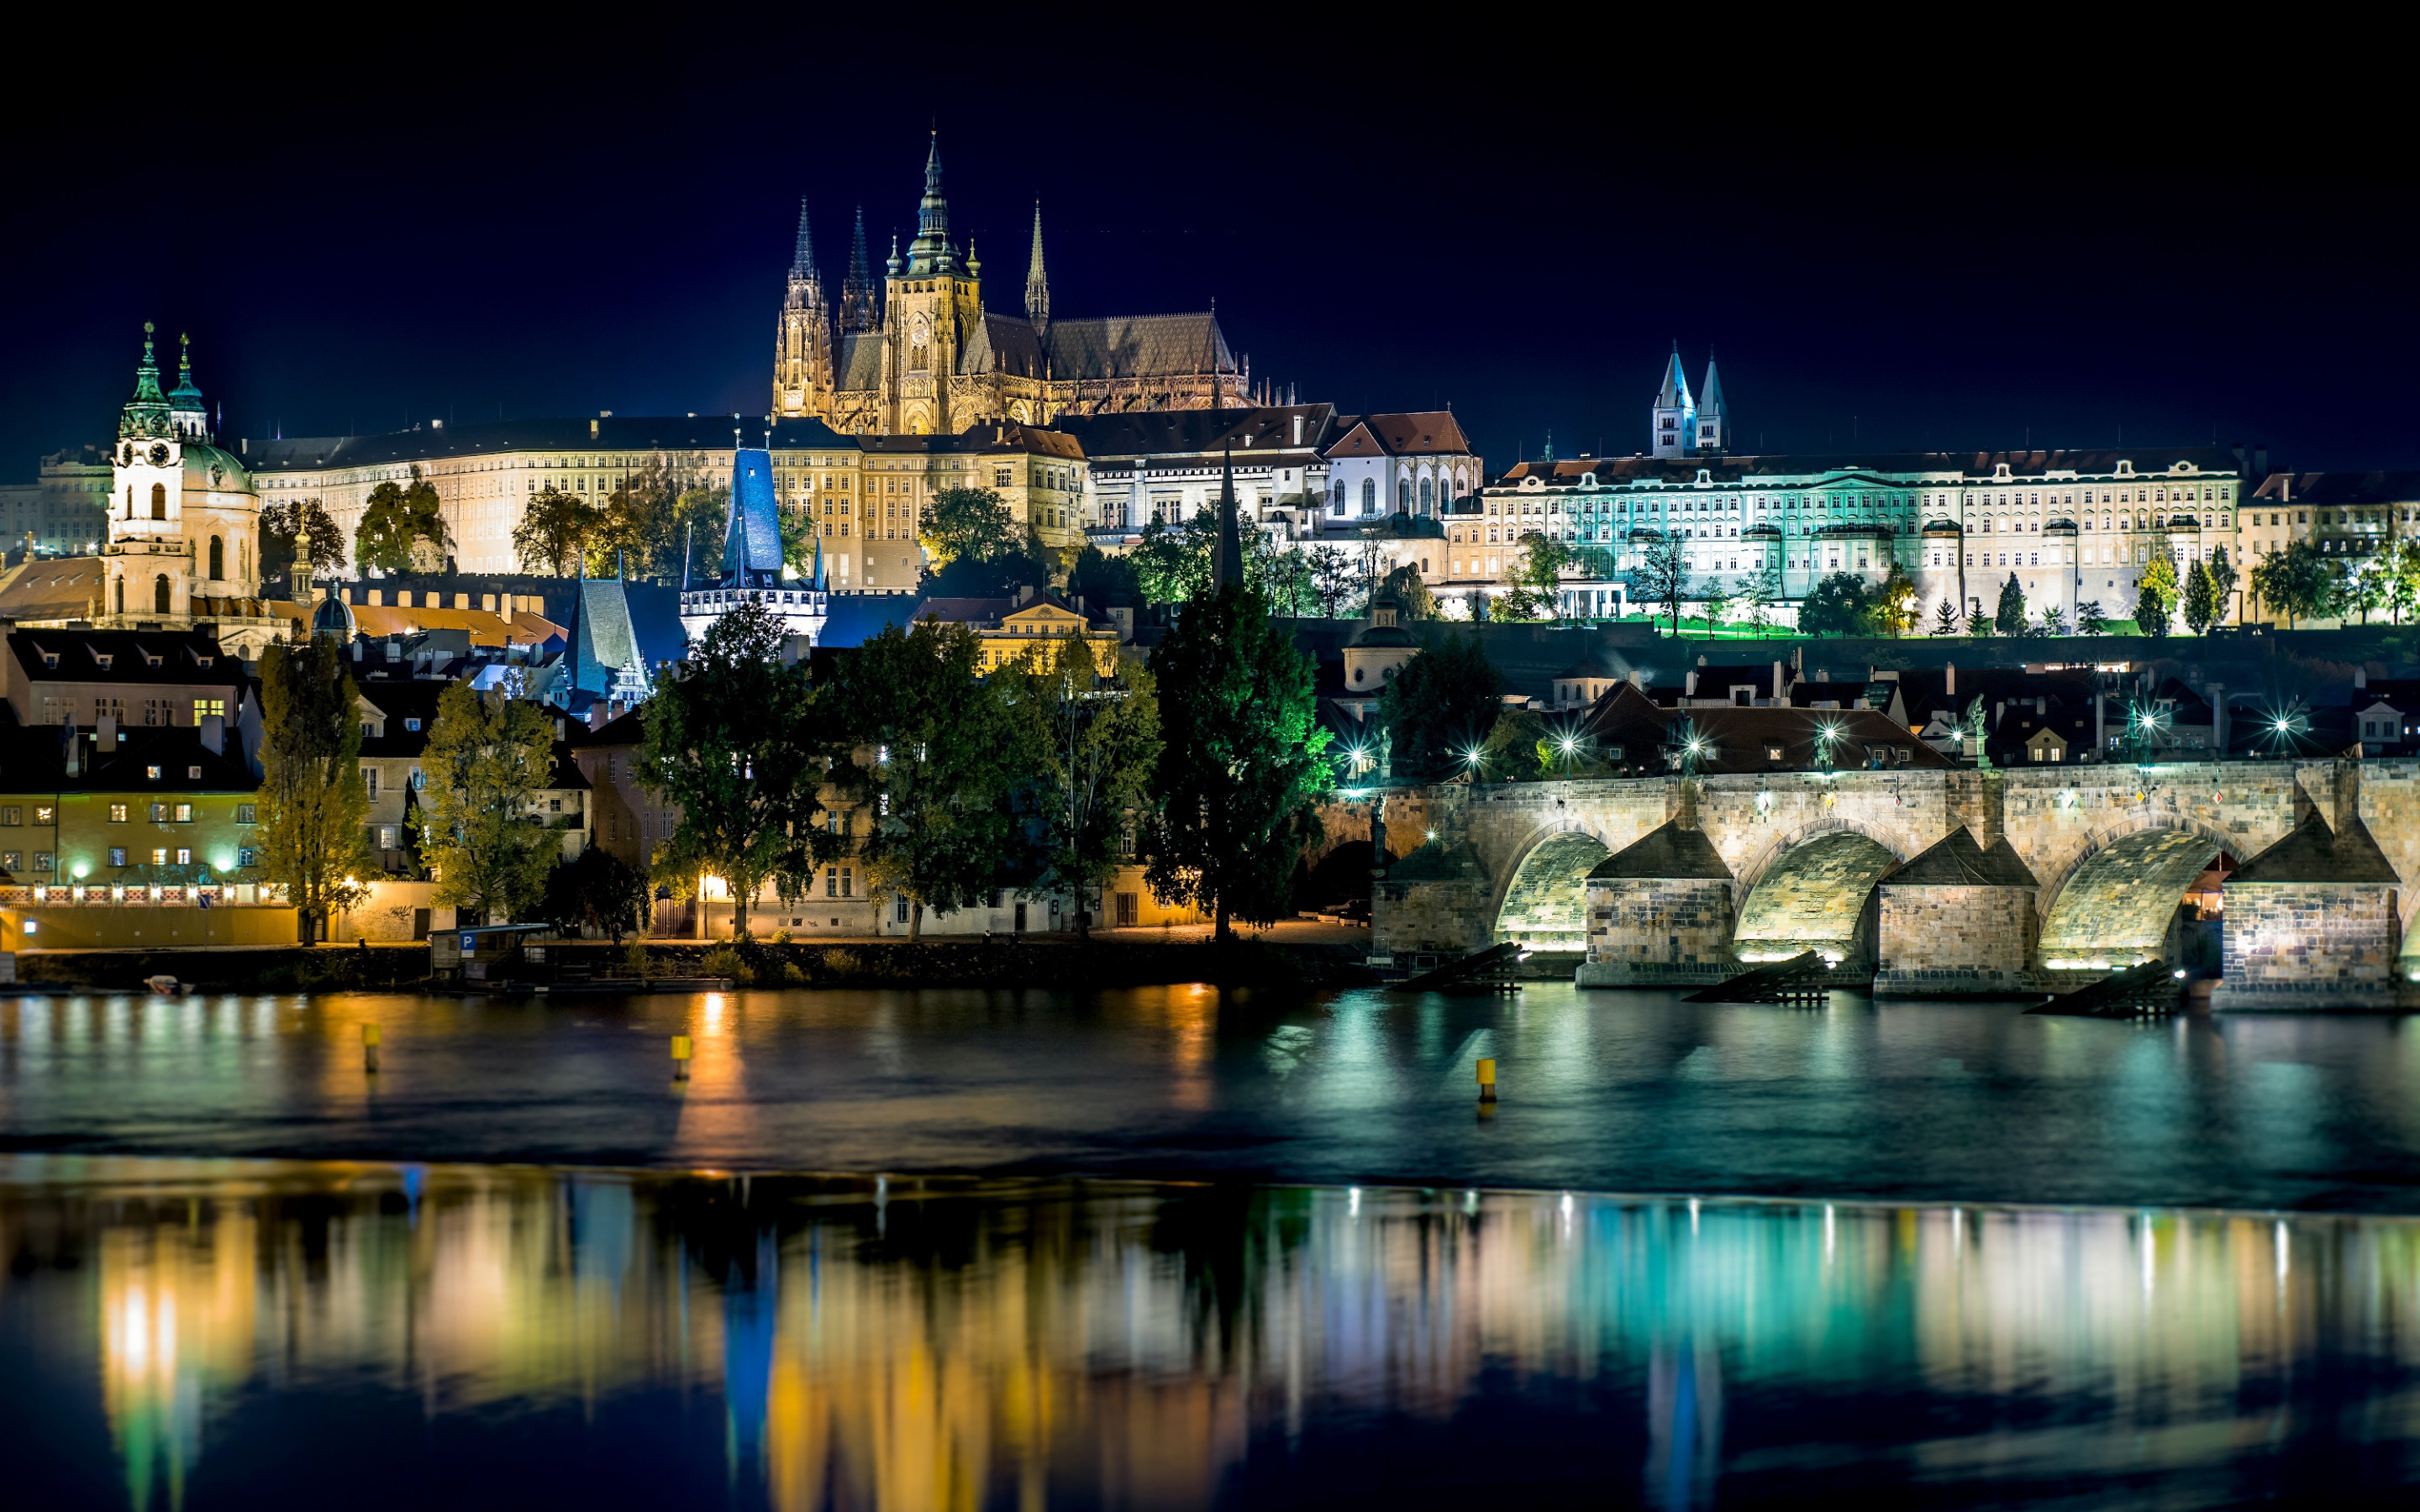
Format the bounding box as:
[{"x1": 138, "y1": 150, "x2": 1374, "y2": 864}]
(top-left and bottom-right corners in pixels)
[{"x1": 149, "y1": 443, "x2": 170, "y2": 468}]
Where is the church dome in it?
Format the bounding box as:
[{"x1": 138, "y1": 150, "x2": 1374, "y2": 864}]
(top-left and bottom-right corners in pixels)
[
  {"x1": 1352, "y1": 623, "x2": 1417, "y2": 648},
  {"x1": 310, "y1": 592, "x2": 355, "y2": 640},
  {"x1": 180, "y1": 444, "x2": 253, "y2": 496}
]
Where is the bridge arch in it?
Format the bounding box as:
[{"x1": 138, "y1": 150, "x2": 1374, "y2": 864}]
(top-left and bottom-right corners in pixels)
[
  {"x1": 2035, "y1": 818, "x2": 2241, "y2": 970},
  {"x1": 1731, "y1": 827, "x2": 1905, "y2": 967},
  {"x1": 1491, "y1": 824, "x2": 1616, "y2": 953}
]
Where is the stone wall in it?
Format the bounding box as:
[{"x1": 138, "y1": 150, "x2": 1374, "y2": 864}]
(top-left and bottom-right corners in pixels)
[
  {"x1": 2213, "y1": 882, "x2": 2402, "y2": 1011},
  {"x1": 1576, "y1": 876, "x2": 1736, "y2": 987},
  {"x1": 1875, "y1": 884, "x2": 2041, "y2": 996}
]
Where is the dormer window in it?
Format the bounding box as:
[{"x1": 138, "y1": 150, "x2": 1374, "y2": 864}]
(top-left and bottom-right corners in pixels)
[
  {"x1": 187, "y1": 766, "x2": 201, "y2": 780},
  {"x1": 145, "y1": 765, "x2": 161, "y2": 780}
]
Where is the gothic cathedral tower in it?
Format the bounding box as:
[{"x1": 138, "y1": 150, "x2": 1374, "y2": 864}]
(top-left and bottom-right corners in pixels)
[
  {"x1": 1651, "y1": 344, "x2": 1697, "y2": 459},
  {"x1": 881, "y1": 133, "x2": 985, "y2": 435},
  {"x1": 772, "y1": 197, "x2": 835, "y2": 419}
]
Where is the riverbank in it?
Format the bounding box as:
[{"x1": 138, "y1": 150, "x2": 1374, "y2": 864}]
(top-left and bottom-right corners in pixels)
[{"x1": 11, "y1": 933, "x2": 1383, "y2": 993}]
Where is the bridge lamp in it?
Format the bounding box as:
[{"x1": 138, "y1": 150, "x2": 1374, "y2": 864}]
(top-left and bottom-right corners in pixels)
[{"x1": 1558, "y1": 735, "x2": 1579, "y2": 756}]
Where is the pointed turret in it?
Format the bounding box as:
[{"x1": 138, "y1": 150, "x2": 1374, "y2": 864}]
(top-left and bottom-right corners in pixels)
[
  {"x1": 905, "y1": 131, "x2": 956, "y2": 275},
  {"x1": 1024, "y1": 202, "x2": 1050, "y2": 340},
  {"x1": 789, "y1": 196, "x2": 818, "y2": 280},
  {"x1": 1651, "y1": 341, "x2": 1697, "y2": 460},
  {"x1": 166, "y1": 332, "x2": 207, "y2": 439},
  {"x1": 1697, "y1": 352, "x2": 1728, "y2": 455},
  {"x1": 775, "y1": 197, "x2": 835, "y2": 419},
  {"x1": 839, "y1": 205, "x2": 877, "y2": 333},
  {"x1": 1211, "y1": 449, "x2": 1244, "y2": 593},
  {"x1": 118, "y1": 323, "x2": 171, "y2": 441}
]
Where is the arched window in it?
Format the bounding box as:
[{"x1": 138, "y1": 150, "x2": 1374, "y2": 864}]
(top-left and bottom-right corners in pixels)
[
  {"x1": 1419, "y1": 476, "x2": 1434, "y2": 513},
  {"x1": 208, "y1": 536, "x2": 224, "y2": 580},
  {"x1": 1398, "y1": 477, "x2": 1412, "y2": 512},
  {"x1": 1360, "y1": 479, "x2": 1376, "y2": 514},
  {"x1": 150, "y1": 483, "x2": 167, "y2": 520},
  {"x1": 1329, "y1": 480, "x2": 1344, "y2": 512},
  {"x1": 154, "y1": 575, "x2": 171, "y2": 615}
]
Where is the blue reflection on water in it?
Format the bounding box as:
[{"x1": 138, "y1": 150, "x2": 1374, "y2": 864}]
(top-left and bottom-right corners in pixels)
[{"x1": 4, "y1": 1157, "x2": 2419, "y2": 1509}]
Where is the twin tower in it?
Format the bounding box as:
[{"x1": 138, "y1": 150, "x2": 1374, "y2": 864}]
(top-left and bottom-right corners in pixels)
[{"x1": 1652, "y1": 345, "x2": 1728, "y2": 459}]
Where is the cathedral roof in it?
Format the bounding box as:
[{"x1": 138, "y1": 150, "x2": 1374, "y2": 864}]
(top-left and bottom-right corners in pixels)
[
  {"x1": 1040, "y1": 312, "x2": 1234, "y2": 381},
  {"x1": 1324, "y1": 412, "x2": 1470, "y2": 459},
  {"x1": 961, "y1": 313, "x2": 1049, "y2": 379},
  {"x1": 837, "y1": 333, "x2": 885, "y2": 393}
]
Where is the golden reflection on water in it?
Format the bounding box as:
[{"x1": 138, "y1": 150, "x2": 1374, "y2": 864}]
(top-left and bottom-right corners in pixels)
[{"x1": 9, "y1": 1159, "x2": 2420, "y2": 1509}]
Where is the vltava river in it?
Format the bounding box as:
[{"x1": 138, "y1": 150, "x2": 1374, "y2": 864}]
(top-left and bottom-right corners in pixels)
[{"x1": 4, "y1": 1158, "x2": 2416, "y2": 1509}]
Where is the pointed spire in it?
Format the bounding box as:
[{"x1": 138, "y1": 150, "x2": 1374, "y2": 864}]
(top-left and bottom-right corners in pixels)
[
  {"x1": 840, "y1": 205, "x2": 876, "y2": 333},
  {"x1": 1700, "y1": 350, "x2": 1726, "y2": 415},
  {"x1": 789, "y1": 196, "x2": 817, "y2": 280},
  {"x1": 1211, "y1": 449, "x2": 1244, "y2": 594},
  {"x1": 907, "y1": 130, "x2": 955, "y2": 274},
  {"x1": 1655, "y1": 341, "x2": 1692, "y2": 409},
  {"x1": 118, "y1": 322, "x2": 171, "y2": 440},
  {"x1": 1024, "y1": 201, "x2": 1050, "y2": 339}
]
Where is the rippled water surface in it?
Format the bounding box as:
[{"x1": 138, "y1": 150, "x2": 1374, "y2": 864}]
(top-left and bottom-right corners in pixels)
[
  {"x1": 6, "y1": 984, "x2": 2420, "y2": 1210},
  {"x1": 3, "y1": 1158, "x2": 2417, "y2": 1509}
]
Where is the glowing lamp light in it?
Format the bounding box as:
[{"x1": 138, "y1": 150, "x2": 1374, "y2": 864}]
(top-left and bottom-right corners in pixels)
[
  {"x1": 1558, "y1": 736, "x2": 1578, "y2": 754},
  {"x1": 71, "y1": 863, "x2": 88, "y2": 879}
]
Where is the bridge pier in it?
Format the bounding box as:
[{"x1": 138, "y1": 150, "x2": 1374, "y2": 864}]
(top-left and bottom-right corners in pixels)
[
  {"x1": 2213, "y1": 809, "x2": 2404, "y2": 1011},
  {"x1": 1576, "y1": 822, "x2": 1737, "y2": 987},
  {"x1": 1873, "y1": 828, "x2": 2047, "y2": 996}
]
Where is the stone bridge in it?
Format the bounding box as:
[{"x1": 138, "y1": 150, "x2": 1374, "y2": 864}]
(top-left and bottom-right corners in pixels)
[{"x1": 1370, "y1": 759, "x2": 2420, "y2": 1009}]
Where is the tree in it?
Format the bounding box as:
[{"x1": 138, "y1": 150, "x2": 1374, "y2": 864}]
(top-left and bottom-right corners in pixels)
[
  {"x1": 823, "y1": 616, "x2": 1032, "y2": 939},
  {"x1": 1146, "y1": 582, "x2": 1334, "y2": 941},
  {"x1": 1932, "y1": 596, "x2": 1962, "y2": 637},
  {"x1": 2249, "y1": 541, "x2": 2333, "y2": 628},
  {"x1": 415, "y1": 677, "x2": 560, "y2": 925},
  {"x1": 1629, "y1": 533, "x2": 1687, "y2": 638},
  {"x1": 2181, "y1": 558, "x2": 2218, "y2": 634},
  {"x1": 1867, "y1": 561, "x2": 1920, "y2": 636},
  {"x1": 2348, "y1": 555, "x2": 2390, "y2": 624},
  {"x1": 260, "y1": 496, "x2": 345, "y2": 588},
  {"x1": 597, "y1": 456, "x2": 676, "y2": 578},
  {"x1": 255, "y1": 637, "x2": 375, "y2": 942},
  {"x1": 2137, "y1": 554, "x2": 2180, "y2": 637},
  {"x1": 1798, "y1": 571, "x2": 1871, "y2": 637},
  {"x1": 539, "y1": 846, "x2": 653, "y2": 943},
  {"x1": 1744, "y1": 559, "x2": 1782, "y2": 636},
  {"x1": 1699, "y1": 575, "x2": 1734, "y2": 633},
  {"x1": 1252, "y1": 538, "x2": 1318, "y2": 617},
  {"x1": 666, "y1": 484, "x2": 729, "y2": 581},
  {"x1": 2389, "y1": 540, "x2": 2420, "y2": 625},
  {"x1": 1066, "y1": 543, "x2": 1140, "y2": 611},
  {"x1": 2206, "y1": 545, "x2": 2240, "y2": 629},
  {"x1": 1993, "y1": 572, "x2": 2028, "y2": 636},
  {"x1": 2076, "y1": 600, "x2": 2109, "y2": 638},
  {"x1": 513, "y1": 486, "x2": 604, "y2": 576},
  {"x1": 1380, "y1": 631, "x2": 1505, "y2": 781},
  {"x1": 1376, "y1": 561, "x2": 1439, "y2": 620},
  {"x1": 1015, "y1": 635, "x2": 1162, "y2": 936},
  {"x1": 1133, "y1": 513, "x2": 1217, "y2": 603},
  {"x1": 353, "y1": 467, "x2": 453, "y2": 575},
  {"x1": 921, "y1": 486, "x2": 1020, "y2": 569},
  {"x1": 1307, "y1": 545, "x2": 1360, "y2": 618},
  {"x1": 2039, "y1": 604, "x2": 2068, "y2": 637},
  {"x1": 1500, "y1": 533, "x2": 1570, "y2": 622},
  {"x1": 637, "y1": 600, "x2": 824, "y2": 937}
]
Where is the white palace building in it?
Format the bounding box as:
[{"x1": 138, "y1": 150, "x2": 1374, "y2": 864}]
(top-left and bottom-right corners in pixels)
[{"x1": 1467, "y1": 348, "x2": 2249, "y2": 627}]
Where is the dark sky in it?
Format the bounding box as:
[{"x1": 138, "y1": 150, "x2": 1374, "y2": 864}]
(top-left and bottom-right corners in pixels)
[{"x1": 4, "y1": 19, "x2": 2410, "y2": 480}]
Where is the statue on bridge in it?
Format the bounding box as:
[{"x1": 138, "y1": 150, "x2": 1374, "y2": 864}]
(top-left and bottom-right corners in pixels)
[{"x1": 1964, "y1": 696, "x2": 1991, "y2": 770}]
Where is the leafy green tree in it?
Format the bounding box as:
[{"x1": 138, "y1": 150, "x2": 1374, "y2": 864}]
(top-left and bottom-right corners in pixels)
[
  {"x1": 2039, "y1": 604, "x2": 2068, "y2": 637},
  {"x1": 2389, "y1": 540, "x2": 2420, "y2": 624},
  {"x1": 1378, "y1": 631, "x2": 1503, "y2": 781},
  {"x1": 2249, "y1": 542, "x2": 2327, "y2": 627},
  {"x1": 2348, "y1": 555, "x2": 2390, "y2": 624},
  {"x1": 1500, "y1": 533, "x2": 1570, "y2": 621},
  {"x1": 1251, "y1": 538, "x2": 1318, "y2": 617},
  {"x1": 823, "y1": 617, "x2": 1032, "y2": 939},
  {"x1": 255, "y1": 637, "x2": 375, "y2": 942},
  {"x1": 539, "y1": 843, "x2": 653, "y2": 942},
  {"x1": 1868, "y1": 561, "x2": 1920, "y2": 636},
  {"x1": 1993, "y1": 572, "x2": 2027, "y2": 636},
  {"x1": 2181, "y1": 558, "x2": 2218, "y2": 634},
  {"x1": 354, "y1": 467, "x2": 453, "y2": 575},
  {"x1": 1008, "y1": 635, "x2": 1161, "y2": 936},
  {"x1": 513, "y1": 486, "x2": 604, "y2": 576},
  {"x1": 1307, "y1": 544, "x2": 1360, "y2": 618},
  {"x1": 920, "y1": 486, "x2": 1019, "y2": 568},
  {"x1": 1146, "y1": 583, "x2": 1334, "y2": 941},
  {"x1": 1065, "y1": 543, "x2": 1140, "y2": 610},
  {"x1": 1699, "y1": 575, "x2": 1734, "y2": 633},
  {"x1": 260, "y1": 496, "x2": 346, "y2": 588},
  {"x1": 1629, "y1": 533, "x2": 1687, "y2": 638},
  {"x1": 597, "y1": 456, "x2": 675, "y2": 578},
  {"x1": 2137, "y1": 554, "x2": 2180, "y2": 637},
  {"x1": 1798, "y1": 571, "x2": 1871, "y2": 637},
  {"x1": 667, "y1": 484, "x2": 729, "y2": 581},
  {"x1": 2077, "y1": 600, "x2": 2109, "y2": 637},
  {"x1": 415, "y1": 678, "x2": 560, "y2": 925},
  {"x1": 1132, "y1": 512, "x2": 1217, "y2": 603},
  {"x1": 1931, "y1": 596, "x2": 1962, "y2": 637},
  {"x1": 1744, "y1": 559, "x2": 1782, "y2": 636},
  {"x1": 1376, "y1": 561, "x2": 1439, "y2": 620},
  {"x1": 637, "y1": 600, "x2": 824, "y2": 937},
  {"x1": 2206, "y1": 544, "x2": 2239, "y2": 628}
]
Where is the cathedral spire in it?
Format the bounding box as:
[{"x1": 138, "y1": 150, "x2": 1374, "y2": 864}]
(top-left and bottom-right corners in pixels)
[
  {"x1": 840, "y1": 205, "x2": 876, "y2": 333},
  {"x1": 789, "y1": 196, "x2": 817, "y2": 280},
  {"x1": 906, "y1": 130, "x2": 955, "y2": 274},
  {"x1": 118, "y1": 322, "x2": 171, "y2": 441},
  {"x1": 1024, "y1": 201, "x2": 1050, "y2": 339}
]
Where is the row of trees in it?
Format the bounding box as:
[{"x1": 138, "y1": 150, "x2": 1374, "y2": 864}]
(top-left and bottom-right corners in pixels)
[{"x1": 2245, "y1": 538, "x2": 2420, "y2": 628}]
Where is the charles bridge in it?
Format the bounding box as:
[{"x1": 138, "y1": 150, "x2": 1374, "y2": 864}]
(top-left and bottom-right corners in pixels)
[{"x1": 1344, "y1": 759, "x2": 2419, "y2": 1009}]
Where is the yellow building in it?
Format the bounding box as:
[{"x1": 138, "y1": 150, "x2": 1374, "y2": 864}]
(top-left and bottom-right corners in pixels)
[{"x1": 969, "y1": 595, "x2": 1121, "y2": 675}]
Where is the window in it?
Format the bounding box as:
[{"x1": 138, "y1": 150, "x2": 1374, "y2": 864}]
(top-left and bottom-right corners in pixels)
[
  {"x1": 404, "y1": 717, "x2": 421, "y2": 732},
  {"x1": 108, "y1": 848, "x2": 126, "y2": 868},
  {"x1": 150, "y1": 803, "x2": 168, "y2": 822},
  {"x1": 379, "y1": 826, "x2": 399, "y2": 849},
  {"x1": 235, "y1": 803, "x2": 255, "y2": 824},
  {"x1": 895, "y1": 892, "x2": 910, "y2": 924},
  {"x1": 1, "y1": 852, "x2": 17, "y2": 869},
  {"x1": 193, "y1": 699, "x2": 225, "y2": 720},
  {"x1": 173, "y1": 803, "x2": 192, "y2": 823},
  {"x1": 995, "y1": 467, "x2": 1013, "y2": 487},
  {"x1": 0, "y1": 806, "x2": 14, "y2": 826},
  {"x1": 33, "y1": 853, "x2": 51, "y2": 872},
  {"x1": 175, "y1": 848, "x2": 191, "y2": 866},
  {"x1": 187, "y1": 766, "x2": 201, "y2": 780},
  {"x1": 364, "y1": 768, "x2": 379, "y2": 797},
  {"x1": 107, "y1": 802, "x2": 128, "y2": 823},
  {"x1": 34, "y1": 805, "x2": 52, "y2": 826},
  {"x1": 237, "y1": 848, "x2": 256, "y2": 869},
  {"x1": 150, "y1": 848, "x2": 167, "y2": 865}
]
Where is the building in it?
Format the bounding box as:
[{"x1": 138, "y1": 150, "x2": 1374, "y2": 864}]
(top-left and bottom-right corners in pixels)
[
  {"x1": 678, "y1": 446, "x2": 829, "y2": 648},
  {"x1": 964, "y1": 591, "x2": 1121, "y2": 675},
  {"x1": 771, "y1": 136, "x2": 1249, "y2": 434},
  {"x1": 1322, "y1": 412, "x2": 1483, "y2": 525},
  {"x1": 1650, "y1": 347, "x2": 1729, "y2": 459},
  {"x1": 0, "y1": 446, "x2": 112, "y2": 558},
  {"x1": 1057, "y1": 406, "x2": 1339, "y2": 539}
]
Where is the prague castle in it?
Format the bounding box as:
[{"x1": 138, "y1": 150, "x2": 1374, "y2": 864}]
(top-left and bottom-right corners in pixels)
[{"x1": 773, "y1": 135, "x2": 1248, "y2": 434}]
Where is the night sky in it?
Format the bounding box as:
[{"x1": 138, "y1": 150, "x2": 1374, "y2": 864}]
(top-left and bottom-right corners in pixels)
[{"x1": 3, "y1": 21, "x2": 2408, "y2": 480}]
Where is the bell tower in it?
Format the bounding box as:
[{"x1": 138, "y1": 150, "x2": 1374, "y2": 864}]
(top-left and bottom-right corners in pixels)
[
  {"x1": 885, "y1": 133, "x2": 986, "y2": 434},
  {"x1": 773, "y1": 197, "x2": 835, "y2": 419}
]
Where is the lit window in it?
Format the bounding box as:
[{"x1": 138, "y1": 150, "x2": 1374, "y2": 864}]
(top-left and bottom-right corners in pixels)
[
  {"x1": 108, "y1": 848, "x2": 126, "y2": 868},
  {"x1": 146, "y1": 765, "x2": 161, "y2": 780},
  {"x1": 150, "y1": 848, "x2": 166, "y2": 865}
]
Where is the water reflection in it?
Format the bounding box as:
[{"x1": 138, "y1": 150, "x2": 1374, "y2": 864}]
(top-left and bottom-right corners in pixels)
[{"x1": 6, "y1": 1158, "x2": 2420, "y2": 1508}]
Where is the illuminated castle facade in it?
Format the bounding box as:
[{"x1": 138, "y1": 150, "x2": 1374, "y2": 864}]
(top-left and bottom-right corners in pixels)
[{"x1": 773, "y1": 135, "x2": 1249, "y2": 435}]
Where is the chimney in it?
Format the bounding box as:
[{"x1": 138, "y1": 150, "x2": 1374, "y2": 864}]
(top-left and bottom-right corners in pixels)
[
  {"x1": 1771, "y1": 659, "x2": 1784, "y2": 701},
  {"x1": 1945, "y1": 660, "x2": 1956, "y2": 696},
  {"x1": 2356, "y1": 668, "x2": 2369, "y2": 689},
  {"x1": 62, "y1": 724, "x2": 79, "y2": 779},
  {"x1": 2035, "y1": 696, "x2": 2045, "y2": 716},
  {"x1": 587, "y1": 703, "x2": 607, "y2": 732},
  {"x1": 1684, "y1": 669, "x2": 1698, "y2": 696},
  {"x1": 200, "y1": 714, "x2": 224, "y2": 756},
  {"x1": 2254, "y1": 445, "x2": 2269, "y2": 479},
  {"x1": 1292, "y1": 414, "x2": 1304, "y2": 446},
  {"x1": 590, "y1": 419, "x2": 600, "y2": 439}
]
